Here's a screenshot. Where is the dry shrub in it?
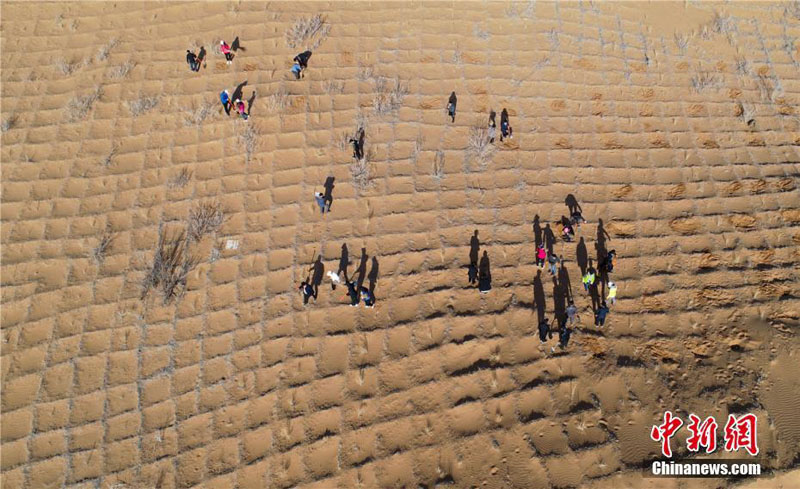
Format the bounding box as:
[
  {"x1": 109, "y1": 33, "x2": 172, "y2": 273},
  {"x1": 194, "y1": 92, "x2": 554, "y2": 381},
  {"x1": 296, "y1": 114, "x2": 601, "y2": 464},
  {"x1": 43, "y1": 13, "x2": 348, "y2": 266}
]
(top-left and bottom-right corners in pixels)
[
  {"x1": 285, "y1": 14, "x2": 330, "y2": 49},
  {"x1": 466, "y1": 126, "x2": 495, "y2": 168},
  {"x1": 97, "y1": 38, "x2": 118, "y2": 61},
  {"x1": 65, "y1": 86, "x2": 102, "y2": 122},
  {"x1": 411, "y1": 135, "x2": 423, "y2": 164},
  {"x1": 266, "y1": 86, "x2": 289, "y2": 112},
  {"x1": 755, "y1": 74, "x2": 778, "y2": 102},
  {"x1": 350, "y1": 157, "x2": 373, "y2": 193},
  {"x1": 710, "y1": 11, "x2": 736, "y2": 35},
  {"x1": 674, "y1": 34, "x2": 689, "y2": 54},
  {"x1": 356, "y1": 65, "x2": 374, "y2": 82},
  {"x1": 93, "y1": 232, "x2": 114, "y2": 263},
  {"x1": 734, "y1": 56, "x2": 750, "y2": 75},
  {"x1": 108, "y1": 60, "x2": 136, "y2": 79},
  {"x1": 101, "y1": 145, "x2": 117, "y2": 167},
  {"x1": 55, "y1": 57, "x2": 81, "y2": 75},
  {"x1": 240, "y1": 123, "x2": 259, "y2": 163},
  {"x1": 188, "y1": 201, "x2": 223, "y2": 242},
  {"x1": 332, "y1": 130, "x2": 351, "y2": 152},
  {"x1": 128, "y1": 94, "x2": 159, "y2": 117},
  {"x1": 184, "y1": 100, "x2": 215, "y2": 126},
  {"x1": 690, "y1": 71, "x2": 720, "y2": 92},
  {"x1": 372, "y1": 77, "x2": 408, "y2": 115},
  {"x1": 1, "y1": 113, "x2": 17, "y2": 133},
  {"x1": 473, "y1": 23, "x2": 490, "y2": 40},
  {"x1": 433, "y1": 150, "x2": 445, "y2": 179},
  {"x1": 168, "y1": 168, "x2": 193, "y2": 188},
  {"x1": 141, "y1": 225, "x2": 198, "y2": 304},
  {"x1": 323, "y1": 80, "x2": 344, "y2": 95}
]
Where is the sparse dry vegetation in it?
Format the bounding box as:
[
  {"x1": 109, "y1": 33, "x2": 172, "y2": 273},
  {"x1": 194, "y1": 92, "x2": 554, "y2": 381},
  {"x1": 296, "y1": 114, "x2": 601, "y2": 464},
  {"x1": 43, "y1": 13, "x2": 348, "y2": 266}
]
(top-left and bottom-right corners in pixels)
[
  {"x1": 55, "y1": 57, "x2": 81, "y2": 75},
  {"x1": 473, "y1": 23, "x2": 490, "y2": 40},
  {"x1": 128, "y1": 94, "x2": 159, "y2": 117},
  {"x1": 674, "y1": 33, "x2": 689, "y2": 54},
  {"x1": 323, "y1": 80, "x2": 344, "y2": 95},
  {"x1": 285, "y1": 14, "x2": 330, "y2": 49},
  {"x1": 266, "y1": 86, "x2": 289, "y2": 112},
  {"x1": 1, "y1": 114, "x2": 17, "y2": 133},
  {"x1": 96, "y1": 38, "x2": 118, "y2": 61},
  {"x1": 169, "y1": 168, "x2": 193, "y2": 188},
  {"x1": 141, "y1": 224, "x2": 198, "y2": 304},
  {"x1": 183, "y1": 100, "x2": 216, "y2": 126},
  {"x1": 690, "y1": 71, "x2": 720, "y2": 92},
  {"x1": 101, "y1": 145, "x2": 118, "y2": 167},
  {"x1": 350, "y1": 157, "x2": 373, "y2": 193},
  {"x1": 466, "y1": 126, "x2": 496, "y2": 169},
  {"x1": 356, "y1": 65, "x2": 374, "y2": 82},
  {"x1": 372, "y1": 77, "x2": 408, "y2": 115},
  {"x1": 65, "y1": 86, "x2": 102, "y2": 122},
  {"x1": 433, "y1": 150, "x2": 445, "y2": 179},
  {"x1": 187, "y1": 201, "x2": 224, "y2": 242},
  {"x1": 108, "y1": 60, "x2": 136, "y2": 79},
  {"x1": 93, "y1": 233, "x2": 114, "y2": 263}
]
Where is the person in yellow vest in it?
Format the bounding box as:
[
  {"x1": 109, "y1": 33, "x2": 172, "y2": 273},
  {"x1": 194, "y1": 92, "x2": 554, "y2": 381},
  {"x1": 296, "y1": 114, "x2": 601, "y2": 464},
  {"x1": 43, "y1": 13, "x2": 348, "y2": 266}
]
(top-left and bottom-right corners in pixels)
[{"x1": 607, "y1": 281, "x2": 618, "y2": 305}]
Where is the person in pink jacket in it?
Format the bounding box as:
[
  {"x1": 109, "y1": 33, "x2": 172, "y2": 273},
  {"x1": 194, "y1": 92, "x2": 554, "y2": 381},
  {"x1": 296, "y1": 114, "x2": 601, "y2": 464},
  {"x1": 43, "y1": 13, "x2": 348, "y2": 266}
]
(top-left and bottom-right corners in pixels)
[
  {"x1": 220, "y1": 40, "x2": 233, "y2": 65},
  {"x1": 536, "y1": 245, "x2": 547, "y2": 268}
]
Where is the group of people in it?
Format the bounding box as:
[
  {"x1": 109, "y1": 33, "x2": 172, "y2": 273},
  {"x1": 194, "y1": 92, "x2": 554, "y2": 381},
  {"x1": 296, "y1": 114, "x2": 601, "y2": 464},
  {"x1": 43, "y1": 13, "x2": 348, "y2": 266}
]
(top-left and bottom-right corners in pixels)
[
  {"x1": 299, "y1": 267, "x2": 375, "y2": 308},
  {"x1": 444, "y1": 94, "x2": 514, "y2": 144}
]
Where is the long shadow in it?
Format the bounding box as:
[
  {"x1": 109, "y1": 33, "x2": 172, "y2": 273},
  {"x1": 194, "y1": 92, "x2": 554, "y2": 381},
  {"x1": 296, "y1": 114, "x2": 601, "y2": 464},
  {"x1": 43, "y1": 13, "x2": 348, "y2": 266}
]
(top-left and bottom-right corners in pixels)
[
  {"x1": 478, "y1": 251, "x2": 492, "y2": 292},
  {"x1": 590, "y1": 284, "x2": 600, "y2": 314},
  {"x1": 368, "y1": 257, "x2": 379, "y2": 293},
  {"x1": 231, "y1": 80, "x2": 248, "y2": 104},
  {"x1": 489, "y1": 109, "x2": 497, "y2": 126},
  {"x1": 558, "y1": 262, "x2": 572, "y2": 303},
  {"x1": 533, "y1": 270, "x2": 546, "y2": 323},
  {"x1": 552, "y1": 276, "x2": 567, "y2": 328},
  {"x1": 198, "y1": 46, "x2": 207, "y2": 67},
  {"x1": 543, "y1": 224, "x2": 556, "y2": 255},
  {"x1": 596, "y1": 218, "x2": 610, "y2": 262},
  {"x1": 247, "y1": 90, "x2": 256, "y2": 115},
  {"x1": 356, "y1": 247, "x2": 368, "y2": 289},
  {"x1": 533, "y1": 214, "x2": 542, "y2": 249},
  {"x1": 576, "y1": 237, "x2": 588, "y2": 275},
  {"x1": 469, "y1": 230, "x2": 480, "y2": 266},
  {"x1": 310, "y1": 255, "x2": 324, "y2": 297},
  {"x1": 565, "y1": 194, "x2": 582, "y2": 215},
  {"x1": 500, "y1": 108, "x2": 509, "y2": 127},
  {"x1": 232, "y1": 36, "x2": 245, "y2": 52},
  {"x1": 338, "y1": 244, "x2": 349, "y2": 279},
  {"x1": 323, "y1": 176, "x2": 335, "y2": 211}
]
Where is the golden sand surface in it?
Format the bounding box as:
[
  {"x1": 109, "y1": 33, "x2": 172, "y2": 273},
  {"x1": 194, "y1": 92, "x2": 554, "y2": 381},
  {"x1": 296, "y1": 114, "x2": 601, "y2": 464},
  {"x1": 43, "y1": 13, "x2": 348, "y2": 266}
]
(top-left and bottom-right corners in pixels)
[{"x1": 1, "y1": 1, "x2": 799, "y2": 488}]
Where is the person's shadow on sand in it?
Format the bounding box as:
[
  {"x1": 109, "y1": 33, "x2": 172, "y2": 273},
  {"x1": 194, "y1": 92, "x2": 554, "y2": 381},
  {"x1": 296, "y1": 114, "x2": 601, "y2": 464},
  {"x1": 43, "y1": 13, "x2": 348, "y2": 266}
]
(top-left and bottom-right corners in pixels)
[
  {"x1": 232, "y1": 80, "x2": 248, "y2": 104},
  {"x1": 232, "y1": 36, "x2": 245, "y2": 52},
  {"x1": 310, "y1": 255, "x2": 325, "y2": 297},
  {"x1": 469, "y1": 230, "x2": 480, "y2": 266},
  {"x1": 323, "y1": 176, "x2": 335, "y2": 212},
  {"x1": 478, "y1": 251, "x2": 492, "y2": 293},
  {"x1": 368, "y1": 257, "x2": 379, "y2": 293},
  {"x1": 247, "y1": 90, "x2": 257, "y2": 116},
  {"x1": 533, "y1": 270, "x2": 546, "y2": 323},
  {"x1": 338, "y1": 244, "x2": 349, "y2": 278}
]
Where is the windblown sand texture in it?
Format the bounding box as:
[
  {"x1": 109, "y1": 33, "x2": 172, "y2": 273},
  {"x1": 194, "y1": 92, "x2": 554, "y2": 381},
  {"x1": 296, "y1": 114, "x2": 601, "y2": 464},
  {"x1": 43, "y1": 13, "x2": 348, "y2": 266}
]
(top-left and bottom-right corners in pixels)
[{"x1": 2, "y1": 1, "x2": 800, "y2": 488}]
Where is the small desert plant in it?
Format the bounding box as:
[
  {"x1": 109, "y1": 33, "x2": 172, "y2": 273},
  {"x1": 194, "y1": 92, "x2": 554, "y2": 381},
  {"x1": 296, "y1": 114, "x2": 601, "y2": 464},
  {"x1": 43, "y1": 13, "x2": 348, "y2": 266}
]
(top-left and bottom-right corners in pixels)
[
  {"x1": 350, "y1": 157, "x2": 373, "y2": 193},
  {"x1": 433, "y1": 150, "x2": 445, "y2": 179},
  {"x1": 183, "y1": 100, "x2": 215, "y2": 126},
  {"x1": 187, "y1": 201, "x2": 224, "y2": 242},
  {"x1": 128, "y1": 94, "x2": 159, "y2": 117},
  {"x1": 323, "y1": 80, "x2": 344, "y2": 95},
  {"x1": 411, "y1": 135, "x2": 423, "y2": 164},
  {"x1": 101, "y1": 145, "x2": 118, "y2": 167},
  {"x1": 240, "y1": 123, "x2": 258, "y2": 163},
  {"x1": 466, "y1": 126, "x2": 495, "y2": 169},
  {"x1": 756, "y1": 74, "x2": 777, "y2": 102},
  {"x1": 734, "y1": 56, "x2": 750, "y2": 75},
  {"x1": 141, "y1": 225, "x2": 198, "y2": 304},
  {"x1": 266, "y1": 86, "x2": 289, "y2": 112},
  {"x1": 710, "y1": 11, "x2": 735, "y2": 35},
  {"x1": 168, "y1": 168, "x2": 193, "y2": 188},
  {"x1": 1, "y1": 114, "x2": 17, "y2": 133},
  {"x1": 473, "y1": 23, "x2": 490, "y2": 40},
  {"x1": 93, "y1": 232, "x2": 114, "y2": 263},
  {"x1": 690, "y1": 71, "x2": 720, "y2": 92},
  {"x1": 674, "y1": 34, "x2": 689, "y2": 54},
  {"x1": 285, "y1": 14, "x2": 330, "y2": 49},
  {"x1": 96, "y1": 38, "x2": 119, "y2": 61},
  {"x1": 65, "y1": 86, "x2": 102, "y2": 122},
  {"x1": 372, "y1": 77, "x2": 408, "y2": 115},
  {"x1": 356, "y1": 65, "x2": 374, "y2": 82},
  {"x1": 55, "y1": 58, "x2": 81, "y2": 75},
  {"x1": 333, "y1": 130, "x2": 351, "y2": 152},
  {"x1": 108, "y1": 60, "x2": 136, "y2": 79}
]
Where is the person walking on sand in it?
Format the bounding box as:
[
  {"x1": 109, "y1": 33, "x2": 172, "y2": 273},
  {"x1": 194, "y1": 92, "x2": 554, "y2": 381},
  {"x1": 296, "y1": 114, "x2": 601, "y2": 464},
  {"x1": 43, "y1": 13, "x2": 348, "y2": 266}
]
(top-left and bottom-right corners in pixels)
[
  {"x1": 314, "y1": 192, "x2": 328, "y2": 214},
  {"x1": 360, "y1": 286, "x2": 375, "y2": 308},
  {"x1": 500, "y1": 108, "x2": 513, "y2": 141},
  {"x1": 562, "y1": 222, "x2": 575, "y2": 242},
  {"x1": 294, "y1": 51, "x2": 312, "y2": 70},
  {"x1": 607, "y1": 281, "x2": 617, "y2": 305},
  {"x1": 536, "y1": 245, "x2": 547, "y2": 268},
  {"x1": 557, "y1": 325, "x2": 571, "y2": 350},
  {"x1": 220, "y1": 40, "x2": 233, "y2": 65},
  {"x1": 582, "y1": 267, "x2": 596, "y2": 292},
  {"x1": 538, "y1": 318, "x2": 551, "y2": 343},
  {"x1": 488, "y1": 119, "x2": 497, "y2": 144},
  {"x1": 548, "y1": 253, "x2": 559, "y2": 277},
  {"x1": 235, "y1": 99, "x2": 247, "y2": 120},
  {"x1": 447, "y1": 91, "x2": 457, "y2": 123},
  {"x1": 595, "y1": 301, "x2": 609, "y2": 327},
  {"x1": 570, "y1": 210, "x2": 586, "y2": 228},
  {"x1": 326, "y1": 270, "x2": 341, "y2": 290},
  {"x1": 299, "y1": 280, "x2": 316, "y2": 305},
  {"x1": 468, "y1": 261, "x2": 478, "y2": 285},
  {"x1": 349, "y1": 128, "x2": 364, "y2": 160},
  {"x1": 219, "y1": 90, "x2": 231, "y2": 116},
  {"x1": 186, "y1": 50, "x2": 200, "y2": 72},
  {"x1": 344, "y1": 279, "x2": 360, "y2": 306},
  {"x1": 566, "y1": 301, "x2": 579, "y2": 325},
  {"x1": 601, "y1": 249, "x2": 616, "y2": 274}
]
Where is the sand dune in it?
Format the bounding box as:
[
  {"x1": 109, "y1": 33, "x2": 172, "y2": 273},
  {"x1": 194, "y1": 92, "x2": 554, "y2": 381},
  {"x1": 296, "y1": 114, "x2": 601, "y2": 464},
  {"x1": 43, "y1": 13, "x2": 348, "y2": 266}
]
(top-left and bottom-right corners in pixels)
[{"x1": 1, "y1": 1, "x2": 799, "y2": 488}]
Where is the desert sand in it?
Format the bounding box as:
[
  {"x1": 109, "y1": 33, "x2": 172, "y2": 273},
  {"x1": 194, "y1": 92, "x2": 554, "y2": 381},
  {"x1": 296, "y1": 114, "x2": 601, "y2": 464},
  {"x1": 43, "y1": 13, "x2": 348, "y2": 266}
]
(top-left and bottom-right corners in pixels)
[{"x1": 1, "y1": 1, "x2": 799, "y2": 488}]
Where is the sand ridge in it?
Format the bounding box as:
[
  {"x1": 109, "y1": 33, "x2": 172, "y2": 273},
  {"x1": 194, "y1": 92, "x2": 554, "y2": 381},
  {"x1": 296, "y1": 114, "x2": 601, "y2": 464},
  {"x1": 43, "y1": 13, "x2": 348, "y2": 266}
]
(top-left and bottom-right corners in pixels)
[{"x1": 1, "y1": 1, "x2": 799, "y2": 488}]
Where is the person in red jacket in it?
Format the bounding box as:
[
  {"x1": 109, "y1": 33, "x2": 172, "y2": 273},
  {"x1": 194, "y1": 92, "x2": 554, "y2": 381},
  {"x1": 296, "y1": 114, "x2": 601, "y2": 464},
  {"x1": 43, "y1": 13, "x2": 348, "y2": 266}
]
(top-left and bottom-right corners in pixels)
[
  {"x1": 220, "y1": 40, "x2": 233, "y2": 65},
  {"x1": 536, "y1": 245, "x2": 547, "y2": 268}
]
